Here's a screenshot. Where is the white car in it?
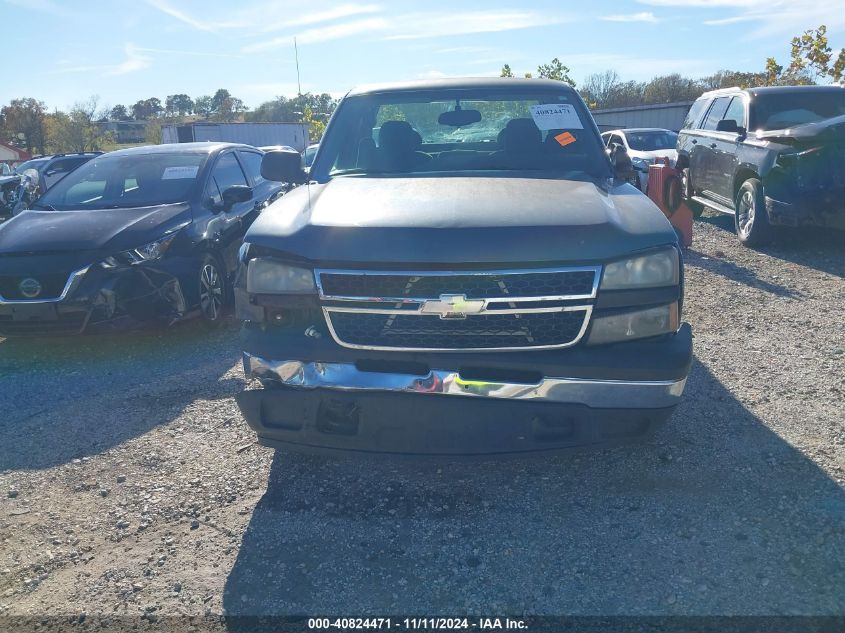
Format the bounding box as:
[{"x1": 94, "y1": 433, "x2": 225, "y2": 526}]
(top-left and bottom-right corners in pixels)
[{"x1": 601, "y1": 128, "x2": 678, "y2": 192}]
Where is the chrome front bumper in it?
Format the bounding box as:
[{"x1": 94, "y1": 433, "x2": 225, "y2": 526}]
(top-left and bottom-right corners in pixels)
[{"x1": 243, "y1": 354, "x2": 687, "y2": 410}]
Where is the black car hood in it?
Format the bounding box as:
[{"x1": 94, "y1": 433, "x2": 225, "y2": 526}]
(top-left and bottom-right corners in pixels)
[
  {"x1": 0, "y1": 203, "x2": 192, "y2": 255},
  {"x1": 756, "y1": 113, "x2": 845, "y2": 143},
  {"x1": 246, "y1": 175, "x2": 676, "y2": 265}
]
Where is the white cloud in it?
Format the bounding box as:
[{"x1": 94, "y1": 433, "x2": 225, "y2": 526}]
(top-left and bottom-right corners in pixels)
[
  {"x1": 601, "y1": 12, "x2": 658, "y2": 23},
  {"x1": 50, "y1": 44, "x2": 152, "y2": 77},
  {"x1": 637, "y1": 0, "x2": 845, "y2": 36},
  {"x1": 261, "y1": 3, "x2": 381, "y2": 31},
  {"x1": 135, "y1": 46, "x2": 243, "y2": 59},
  {"x1": 384, "y1": 10, "x2": 571, "y2": 40},
  {"x1": 144, "y1": 0, "x2": 247, "y2": 32},
  {"x1": 243, "y1": 17, "x2": 390, "y2": 52}
]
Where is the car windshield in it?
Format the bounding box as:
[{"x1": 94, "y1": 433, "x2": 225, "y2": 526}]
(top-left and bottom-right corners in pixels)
[
  {"x1": 752, "y1": 91, "x2": 845, "y2": 130},
  {"x1": 14, "y1": 158, "x2": 48, "y2": 174},
  {"x1": 625, "y1": 131, "x2": 678, "y2": 151},
  {"x1": 319, "y1": 89, "x2": 610, "y2": 179},
  {"x1": 37, "y1": 152, "x2": 208, "y2": 210}
]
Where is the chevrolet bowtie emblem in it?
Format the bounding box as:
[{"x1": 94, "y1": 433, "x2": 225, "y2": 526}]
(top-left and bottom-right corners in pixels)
[{"x1": 420, "y1": 294, "x2": 485, "y2": 319}]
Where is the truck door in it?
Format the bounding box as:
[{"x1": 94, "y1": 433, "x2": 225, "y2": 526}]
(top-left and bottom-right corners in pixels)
[
  {"x1": 708, "y1": 96, "x2": 746, "y2": 207},
  {"x1": 694, "y1": 96, "x2": 732, "y2": 198}
]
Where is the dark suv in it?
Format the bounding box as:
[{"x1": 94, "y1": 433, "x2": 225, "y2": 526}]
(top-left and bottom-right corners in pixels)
[
  {"x1": 15, "y1": 152, "x2": 102, "y2": 194},
  {"x1": 677, "y1": 85, "x2": 845, "y2": 245},
  {"x1": 234, "y1": 78, "x2": 692, "y2": 456}
]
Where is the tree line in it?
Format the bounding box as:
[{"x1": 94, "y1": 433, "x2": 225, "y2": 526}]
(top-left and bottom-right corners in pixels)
[
  {"x1": 1, "y1": 24, "x2": 841, "y2": 155},
  {"x1": 505, "y1": 25, "x2": 844, "y2": 109}
]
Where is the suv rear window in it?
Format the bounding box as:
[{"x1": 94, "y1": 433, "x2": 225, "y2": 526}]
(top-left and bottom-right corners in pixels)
[{"x1": 682, "y1": 98, "x2": 710, "y2": 130}]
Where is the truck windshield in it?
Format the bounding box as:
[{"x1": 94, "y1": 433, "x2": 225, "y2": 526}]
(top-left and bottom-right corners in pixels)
[
  {"x1": 752, "y1": 91, "x2": 845, "y2": 130},
  {"x1": 37, "y1": 152, "x2": 208, "y2": 210},
  {"x1": 320, "y1": 89, "x2": 610, "y2": 179}
]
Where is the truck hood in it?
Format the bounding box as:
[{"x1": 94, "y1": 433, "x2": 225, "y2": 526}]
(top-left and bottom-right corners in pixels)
[
  {"x1": 755, "y1": 113, "x2": 845, "y2": 143},
  {"x1": 246, "y1": 175, "x2": 677, "y2": 265},
  {"x1": 0, "y1": 203, "x2": 192, "y2": 255}
]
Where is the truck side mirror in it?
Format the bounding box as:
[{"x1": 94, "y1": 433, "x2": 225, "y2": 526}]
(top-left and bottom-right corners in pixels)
[{"x1": 261, "y1": 150, "x2": 307, "y2": 184}]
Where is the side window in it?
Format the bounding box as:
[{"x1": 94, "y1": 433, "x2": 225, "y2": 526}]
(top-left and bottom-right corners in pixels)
[
  {"x1": 209, "y1": 152, "x2": 248, "y2": 198},
  {"x1": 683, "y1": 98, "x2": 710, "y2": 130},
  {"x1": 701, "y1": 97, "x2": 732, "y2": 131},
  {"x1": 722, "y1": 96, "x2": 746, "y2": 128},
  {"x1": 43, "y1": 158, "x2": 84, "y2": 188},
  {"x1": 601, "y1": 133, "x2": 611, "y2": 147},
  {"x1": 238, "y1": 151, "x2": 265, "y2": 187}
]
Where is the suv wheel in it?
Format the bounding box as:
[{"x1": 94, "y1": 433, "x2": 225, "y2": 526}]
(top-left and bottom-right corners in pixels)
[
  {"x1": 198, "y1": 254, "x2": 228, "y2": 327},
  {"x1": 735, "y1": 178, "x2": 772, "y2": 247}
]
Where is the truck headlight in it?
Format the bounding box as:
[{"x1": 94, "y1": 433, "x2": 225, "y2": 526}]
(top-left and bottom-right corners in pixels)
[
  {"x1": 587, "y1": 303, "x2": 679, "y2": 345},
  {"x1": 246, "y1": 258, "x2": 316, "y2": 294},
  {"x1": 631, "y1": 156, "x2": 651, "y2": 171},
  {"x1": 601, "y1": 248, "x2": 679, "y2": 290}
]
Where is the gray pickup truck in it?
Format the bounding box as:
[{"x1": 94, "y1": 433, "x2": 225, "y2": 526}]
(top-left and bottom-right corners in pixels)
[{"x1": 234, "y1": 78, "x2": 692, "y2": 456}]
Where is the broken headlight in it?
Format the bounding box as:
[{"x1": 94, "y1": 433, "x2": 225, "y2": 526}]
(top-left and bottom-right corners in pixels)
[
  {"x1": 100, "y1": 234, "x2": 177, "y2": 268},
  {"x1": 246, "y1": 258, "x2": 316, "y2": 294}
]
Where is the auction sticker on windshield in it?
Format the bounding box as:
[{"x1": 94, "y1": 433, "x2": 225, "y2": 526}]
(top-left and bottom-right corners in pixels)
[
  {"x1": 162, "y1": 166, "x2": 200, "y2": 180},
  {"x1": 530, "y1": 104, "x2": 584, "y2": 130}
]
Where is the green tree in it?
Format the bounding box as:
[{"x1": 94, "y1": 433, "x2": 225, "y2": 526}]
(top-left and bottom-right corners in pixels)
[
  {"x1": 536, "y1": 57, "x2": 575, "y2": 86},
  {"x1": 1, "y1": 98, "x2": 47, "y2": 154},
  {"x1": 211, "y1": 89, "x2": 230, "y2": 113},
  {"x1": 194, "y1": 95, "x2": 214, "y2": 119},
  {"x1": 47, "y1": 97, "x2": 113, "y2": 152},
  {"x1": 131, "y1": 97, "x2": 163, "y2": 120},
  {"x1": 165, "y1": 94, "x2": 194, "y2": 117},
  {"x1": 789, "y1": 24, "x2": 845, "y2": 82},
  {"x1": 213, "y1": 96, "x2": 246, "y2": 122},
  {"x1": 110, "y1": 104, "x2": 130, "y2": 121},
  {"x1": 500, "y1": 64, "x2": 513, "y2": 78}
]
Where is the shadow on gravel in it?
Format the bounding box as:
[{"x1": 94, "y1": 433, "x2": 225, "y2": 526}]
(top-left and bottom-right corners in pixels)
[
  {"x1": 0, "y1": 319, "x2": 243, "y2": 471},
  {"x1": 698, "y1": 214, "x2": 845, "y2": 279},
  {"x1": 685, "y1": 250, "x2": 799, "y2": 298},
  {"x1": 223, "y1": 358, "x2": 845, "y2": 621}
]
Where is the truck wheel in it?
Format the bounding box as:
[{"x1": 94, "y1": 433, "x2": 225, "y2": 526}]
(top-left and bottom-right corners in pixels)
[
  {"x1": 198, "y1": 253, "x2": 228, "y2": 328},
  {"x1": 735, "y1": 178, "x2": 772, "y2": 247},
  {"x1": 681, "y1": 168, "x2": 704, "y2": 219}
]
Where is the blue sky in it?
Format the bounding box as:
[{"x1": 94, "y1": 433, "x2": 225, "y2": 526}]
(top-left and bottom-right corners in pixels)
[{"x1": 2, "y1": 0, "x2": 843, "y2": 111}]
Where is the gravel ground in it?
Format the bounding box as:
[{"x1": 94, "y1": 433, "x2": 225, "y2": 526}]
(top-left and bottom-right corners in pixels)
[{"x1": 0, "y1": 215, "x2": 843, "y2": 630}]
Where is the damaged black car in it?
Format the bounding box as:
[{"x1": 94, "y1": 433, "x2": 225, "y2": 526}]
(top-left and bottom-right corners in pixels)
[{"x1": 0, "y1": 142, "x2": 284, "y2": 336}]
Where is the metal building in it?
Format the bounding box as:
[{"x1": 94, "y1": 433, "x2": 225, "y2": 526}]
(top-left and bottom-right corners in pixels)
[
  {"x1": 591, "y1": 101, "x2": 694, "y2": 132},
  {"x1": 160, "y1": 122, "x2": 310, "y2": 151}
]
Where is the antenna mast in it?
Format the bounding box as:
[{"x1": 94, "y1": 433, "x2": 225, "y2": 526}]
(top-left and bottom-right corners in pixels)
[{"x1": 294, "y1": 37, "x2": 302, "y2": 96}]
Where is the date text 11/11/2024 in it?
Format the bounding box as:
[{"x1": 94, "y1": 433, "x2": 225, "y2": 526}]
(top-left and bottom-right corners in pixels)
[{"x1": 307, "y1": 617, "x2": 529, "y2": 630}]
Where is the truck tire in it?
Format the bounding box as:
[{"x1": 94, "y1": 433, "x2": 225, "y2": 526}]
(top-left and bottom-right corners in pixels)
[
  {"x1": 681, "y1": 168, "x2": 704, "y2": 219},
  {"x1": 734, "y1": 178, "x2": 772, "y2": 247}
]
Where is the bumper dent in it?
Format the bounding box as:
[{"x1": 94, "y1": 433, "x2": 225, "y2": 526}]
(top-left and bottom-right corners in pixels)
[{"x1": 243, "y1": 354, "x2": 687, "y2": 410}]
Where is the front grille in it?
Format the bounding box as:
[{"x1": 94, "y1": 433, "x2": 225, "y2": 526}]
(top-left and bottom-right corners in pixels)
[
  {"x1": 327, "y1": 309, "x2": 589, "y2": 350},
  {"x1": 317, "y1": 267, "x2": 600, "y2": 351},
  {"x1": 0, "y1": 311, "x2": 87, "y2": 336},
  {"x1": 318, "y1": 270, "x2": 597, "y2": 300},
  {"x1": 0, "y1": 273, "x2": 70, "y2": 300}
]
